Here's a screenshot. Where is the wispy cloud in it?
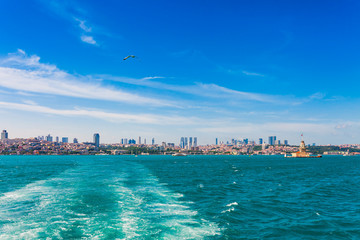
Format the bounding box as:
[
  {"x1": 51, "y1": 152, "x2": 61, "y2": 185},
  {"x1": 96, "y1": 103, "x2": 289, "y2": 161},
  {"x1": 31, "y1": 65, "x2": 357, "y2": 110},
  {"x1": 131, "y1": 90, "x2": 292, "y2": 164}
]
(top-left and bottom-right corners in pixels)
[
  {"x1": 0, "y1": 50, "x2": 172, "y2": 107},
  {"x1": 100, "y1": 75, "x2": 289, "y2": 104},
  {"x1": 74, "y1": 18, "x2": 92, "y2": 32},
  {"x1": 218, "y1": 66, "x2": 265, "y2": 77},
  {"x1": 242, "y1": 70, "x2": 264, "y2": 77},
  {"x1": 0, "y1": 101, "x2": 195, "y2": 125},
  {"x1": 38, "y1": 0, "x2": 98, "y2": 46}
]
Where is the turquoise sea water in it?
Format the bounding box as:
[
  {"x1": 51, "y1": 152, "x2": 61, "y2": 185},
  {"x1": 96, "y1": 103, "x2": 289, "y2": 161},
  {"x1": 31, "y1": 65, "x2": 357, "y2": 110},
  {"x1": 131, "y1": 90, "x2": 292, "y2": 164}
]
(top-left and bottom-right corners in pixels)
[{"x1": 0, "y1": 155, "x2": 359, "y2": 239}]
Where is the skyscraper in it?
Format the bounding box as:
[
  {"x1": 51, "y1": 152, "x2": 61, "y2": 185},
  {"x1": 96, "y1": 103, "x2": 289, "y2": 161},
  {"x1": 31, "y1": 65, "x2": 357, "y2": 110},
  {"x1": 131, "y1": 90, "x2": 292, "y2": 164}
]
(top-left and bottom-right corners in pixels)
[
  {"x1": 138, "y1": 136, "x2": 141, "y2": 145},
  {"x1": 184, "y1": 137, "x2": 188, "y2": 148},
  {"x1": 194, "y1": 137, "x2": 197, "y2": 147},
  {"x1": 189, "y1": 137, "x2": 193, "y2": 148},
  {"x1": 268, "y1": 136, "x2": 276, "y2": 145},
  {"x1": 216, "y1": 138, "x2": 218, "y2": 145},
  {"x1": 93, "y1": 133, "x2": 100, "y2": 148},
  {"x1": 46, "y1": 134, "x2": 53, "y2": 142},
  {"x1": 73, "y1": 138, "x2": 78, "y2": 144},
  {"x1": 180, "y1": 137, "x2": 185, "y2": 148},
  {"x1": 152, "y1": 138, "x2": 155, "y2": 145},
  {"x1": 1, "y1": 130, "x2": 8, "y2": 140},
  {"x1": 56, "y1": 136, "x2": 59, "y2": 143},
  {"x1": 62, "y1": 137, "x2": 69, "y2": 143},
  {"x1": 284, "y1": 140, "x2": 288, "y2": 145},
  {"x1": 259, "y1": 138, "x2": 263, "y2": 145}
]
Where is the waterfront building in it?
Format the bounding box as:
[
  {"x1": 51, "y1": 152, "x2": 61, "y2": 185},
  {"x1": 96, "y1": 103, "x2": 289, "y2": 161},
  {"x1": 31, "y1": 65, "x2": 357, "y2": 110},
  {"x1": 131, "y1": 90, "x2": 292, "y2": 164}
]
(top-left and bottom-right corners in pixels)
[
  {"x1": 62, "y1": 137, "x2": 69, "y2": 143},
  {"x1": 286, "y1": 140, "x2": 320, "y2": 158},
  {"x1": 1, "y1": 130, "x2": 8, "y2": 140},
  {"x1": 93, "y1": 133, "x2": 100, "y2": 148},
  {"x1": 194, "y1": 137, "x2": 198, "y2": 147},
  {"x1": 259, "y1": 138, "x2": 263, "y2": 145},
  {"x1": 73, "y1": 138, "x2": 78, "y2": 144}
]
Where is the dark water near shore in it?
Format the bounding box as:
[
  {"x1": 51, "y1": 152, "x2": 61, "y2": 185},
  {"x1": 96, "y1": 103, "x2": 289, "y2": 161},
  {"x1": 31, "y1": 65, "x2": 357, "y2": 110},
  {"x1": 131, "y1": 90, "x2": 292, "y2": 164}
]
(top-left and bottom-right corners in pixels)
[{"x1": 0, "y1": 155, "x2": 359, "y2": 239}]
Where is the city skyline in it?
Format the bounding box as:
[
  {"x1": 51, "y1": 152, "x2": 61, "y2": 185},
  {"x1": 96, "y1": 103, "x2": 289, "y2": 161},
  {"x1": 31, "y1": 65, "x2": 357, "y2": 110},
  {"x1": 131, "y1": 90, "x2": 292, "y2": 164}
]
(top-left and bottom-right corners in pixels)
[
  {"x1": 1, "y1": 1, "x2": 360, "y2": 145},
  {"x1": 0, "y1": 129, "x2": 298, "y2": 146}
]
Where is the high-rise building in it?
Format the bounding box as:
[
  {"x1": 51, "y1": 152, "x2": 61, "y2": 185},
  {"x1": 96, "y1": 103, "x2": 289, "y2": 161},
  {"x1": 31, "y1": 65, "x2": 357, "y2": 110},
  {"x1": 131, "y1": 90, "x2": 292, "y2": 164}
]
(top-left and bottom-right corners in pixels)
[
  {"x1": 276, "y1": 140, "x2": 281, "y2": 145},
  {"x1": 180, "y1": 137, "x2": 185, "y2": 148},
  {"x1": 93, "y1": 133, "x2": 100, "y2": 148},
  {"x1": 46, "y1": 134, "x2": 53, "y2": 142},
  {"x1": 194, "y1": 137, "x2": 198, "y2": 147},
  {"x1": 268, "y1": 136, "x2": 276, "y2": 145},
  {"x1": 184, "y1": 137, "x2": 188, "y2": 148},
  {"x1": 56, "y1": 136, "x2": 59, "y2": 143},
  {"x1": 284, "y1": 140, "x2": 288, "y2": 146},
  {"x1": 121, "y1": 138, "x2": 124, "y2": 144},
  {"x1": 216, "y1": 138, "x2": 218, "y2": 145},
  {"x1": 73, "y1": 138, "x2": 78, "y2": 144},
  {"x1": 243, "y1": 138, "x2": 249, "y2": 145},
  {"x1": 129, "y1": 139, "x2": 136, "y2": 144},
  {"x1": 62, "y1": 137, "x2": 69, "y2": 143},
  {"x1": 138, "y1": 136, "x2": 141, "y2": 145},
  {"x1": 124, "y1": 138, "x2": 128, "y2": 144},
  {"x1": 189, "y1": 137, "x2": 193, "y2": 148},
  {"x1": 259, "y1": 138, "x2": 263, "y2": 145},
  {"x1": 1, "y1": 130, "x2": 8, "y2": 140},
  {"x1": 144, "y1": 139, "x2": 146, "y2": 145},
  {"x1": 152, "y1": 138, "x2": 155, "y2": 145}
]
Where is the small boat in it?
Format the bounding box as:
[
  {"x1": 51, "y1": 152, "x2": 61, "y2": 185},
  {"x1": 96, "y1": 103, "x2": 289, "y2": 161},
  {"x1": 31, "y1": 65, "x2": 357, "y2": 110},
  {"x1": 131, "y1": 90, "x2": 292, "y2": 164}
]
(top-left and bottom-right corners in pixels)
[{"x1": 172, "y1": 152, "x2": 187, "y2": 156}]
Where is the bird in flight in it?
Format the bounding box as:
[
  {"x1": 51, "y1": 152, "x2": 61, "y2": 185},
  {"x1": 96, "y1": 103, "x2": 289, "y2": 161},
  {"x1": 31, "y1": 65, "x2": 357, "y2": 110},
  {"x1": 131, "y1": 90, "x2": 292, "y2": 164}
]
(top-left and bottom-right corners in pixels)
[{"x1": 123, "y1": 55, "x2": 136, "y2": 60}]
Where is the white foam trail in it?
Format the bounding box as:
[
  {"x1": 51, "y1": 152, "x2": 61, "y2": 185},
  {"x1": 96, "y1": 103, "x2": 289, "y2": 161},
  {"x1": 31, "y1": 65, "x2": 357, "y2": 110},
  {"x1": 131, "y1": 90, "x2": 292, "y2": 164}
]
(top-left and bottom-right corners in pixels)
[
  {"x1": 0, "y1": 162, "x2": 221, "y2": 239},
  {"x1": 119, "y1": 166, "x2": 221, "y2": 239},
  {"x1": 226, "y1": 202, "x2": 238, "y2": 207},
  {"x1": 221, "y1": 207, "x2": 235, "y2": 213}
]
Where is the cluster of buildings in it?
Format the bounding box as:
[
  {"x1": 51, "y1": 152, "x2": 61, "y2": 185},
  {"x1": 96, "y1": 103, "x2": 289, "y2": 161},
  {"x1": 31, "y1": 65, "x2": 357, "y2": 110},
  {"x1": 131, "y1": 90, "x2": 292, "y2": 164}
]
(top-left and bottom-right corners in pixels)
[
  {"x1": 179, "y1": 137, "x2": 198, "y2": 149},
  {"x1": 1, "y1": 130, "x2": 360, "y2": 156},
  {"x1": 215, "y1": 136, "x2": 290, "y2": 146}
]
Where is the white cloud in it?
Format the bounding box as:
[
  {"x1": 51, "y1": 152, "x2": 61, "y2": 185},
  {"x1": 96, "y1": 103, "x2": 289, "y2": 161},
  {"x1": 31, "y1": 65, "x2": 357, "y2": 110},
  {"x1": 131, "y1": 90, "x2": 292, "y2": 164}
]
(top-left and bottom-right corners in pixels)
[
  {"x1": 0, "y1": 101, "x2": 195, "y2": 125},
  {"x1": 81, "y1": 35, "x2": 96, "y2": 45},
  {"x1": 0, "y1": 51, "x2": 173, "y2": 107}
]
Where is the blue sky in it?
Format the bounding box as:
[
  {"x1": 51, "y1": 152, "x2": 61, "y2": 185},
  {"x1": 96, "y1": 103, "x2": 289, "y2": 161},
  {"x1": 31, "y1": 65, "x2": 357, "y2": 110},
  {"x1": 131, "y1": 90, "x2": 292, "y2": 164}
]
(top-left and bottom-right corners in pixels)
[{"x1": 0, "y1": 0, "x2": 359, "y2": 144}]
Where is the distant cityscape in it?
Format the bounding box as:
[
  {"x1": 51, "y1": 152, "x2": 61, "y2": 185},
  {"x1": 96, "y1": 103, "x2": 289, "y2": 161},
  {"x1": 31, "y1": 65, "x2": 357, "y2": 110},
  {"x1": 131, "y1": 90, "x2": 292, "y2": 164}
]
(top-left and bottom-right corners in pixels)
[{"x1": 1, "y1": 129, "x2": 360, "y2": 156}]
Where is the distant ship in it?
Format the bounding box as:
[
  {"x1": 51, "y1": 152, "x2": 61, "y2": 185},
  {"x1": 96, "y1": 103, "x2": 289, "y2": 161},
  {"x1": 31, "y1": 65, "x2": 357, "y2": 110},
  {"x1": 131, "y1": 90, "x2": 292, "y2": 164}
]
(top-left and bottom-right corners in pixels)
[
  {"x1": 285, "y1": 140, "x2": 322, "y2": 158},
  {"x1": 172, "y1": 152, "x2": 187, "y2": 156}
]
